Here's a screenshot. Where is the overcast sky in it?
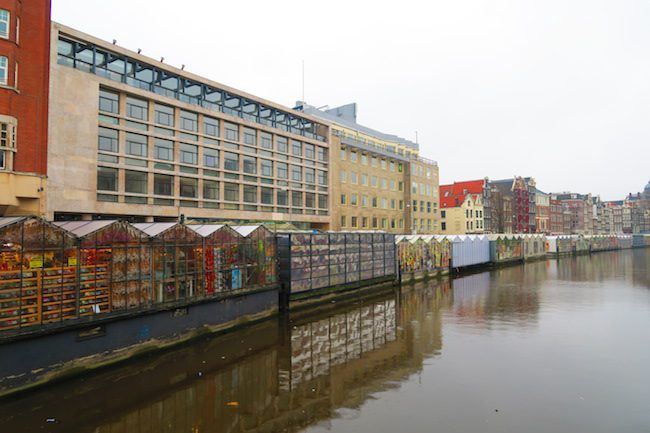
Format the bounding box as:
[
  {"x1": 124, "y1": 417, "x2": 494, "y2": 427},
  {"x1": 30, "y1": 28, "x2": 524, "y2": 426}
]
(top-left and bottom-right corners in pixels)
[{"x1": 53, "y1": 0, "x2": 649, "y2": 200}]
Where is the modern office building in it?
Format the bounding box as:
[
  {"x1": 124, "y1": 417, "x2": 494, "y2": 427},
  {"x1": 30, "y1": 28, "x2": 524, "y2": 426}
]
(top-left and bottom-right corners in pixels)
[
  {"x1": 297, "y1": 102, "x2": 439, "y2": 233},
  {"x1": 48, "y1": 23, "x2": 331, "y2": 228},
  {"x1": 0, "y1": 0, "x2": 51, "y2": 216}
]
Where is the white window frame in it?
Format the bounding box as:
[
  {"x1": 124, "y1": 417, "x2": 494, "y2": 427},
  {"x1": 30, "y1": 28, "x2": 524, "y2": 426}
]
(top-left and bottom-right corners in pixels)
[
  {"x1": 0, "y1": 10, "x2": 9, "y2": 39},
  {"x1": 0, "y1": 56, "x2": 8, "y2": 86}
]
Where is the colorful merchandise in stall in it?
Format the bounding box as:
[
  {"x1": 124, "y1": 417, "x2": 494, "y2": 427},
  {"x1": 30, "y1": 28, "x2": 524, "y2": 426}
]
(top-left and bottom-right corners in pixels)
[
  {"x1": 55, "y1": 220, "x2": 150, "y2": 314},
  {"x1": 233, "y1": 225, "x2": 277, "y2": 289},
  {"x1": 0, "y1": 217, "x2": 78, "y2": 330},
  {"x1": 188, "y1": 224, "x2": 244, "y2": 294},
  {"x1": 133, "y1": 223, "x2": 202, "y2": 304},
  {"x1": 488, "y1": 235, "x2": 524, "y2": 264},
  {"x1": 522, "y1": 234, "x2": 547, "y2": 260}
]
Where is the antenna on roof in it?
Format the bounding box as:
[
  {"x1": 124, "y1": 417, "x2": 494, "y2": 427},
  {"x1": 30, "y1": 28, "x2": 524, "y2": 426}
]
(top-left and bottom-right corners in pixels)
[{"x1": 301, "y1": 60, "x2": 305, "y2": 102}]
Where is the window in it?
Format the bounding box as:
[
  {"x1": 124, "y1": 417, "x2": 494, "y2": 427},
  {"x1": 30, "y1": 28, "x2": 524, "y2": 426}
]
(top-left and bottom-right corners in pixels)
[
  {"x1": 154, "y1": 103, "x2": 174, "y2": 127},
  {"x1": 277, "y1": 162, "x2": 288, "y2": 179},
  {"x1": 99, "y1": 89, "x2": 119, "y2": 114},
  {"x1": 381, "y1": 198, "x2": 387, "y2": 209},
  {"x1": 381, "y1": 178, "x2": 387, "y2": 189},
  {"x1": 372, "y1": 217, "x2": 378, "y2": 228},
  {"x1": 304, "y1": 144, "x2": 315, "y2": 159},
  {"x1": 126, "y1": 96, "x2": 148, "y2": 121},
  {"x1": 261, "y1": 132, "x2": 272, "y2": 149},
  {"x1": 203, "y1": 180, "x2": 219, "y2": 200},
  {"x1": 224, "y1": 183, "x2": 239, "y2": 201},
  {"x1": 340, "y1": 170, "x2": 347, "y2": 183},
  {"x1": 180, "y1": 110, "x2": 198, "y2": 132},
  {"x1": 292, "y1": 140, "x2": 302, "y2": 156},
  {"x1": 291, "y1": 165, "x2": 302, "y2": 182},
  {"x1": 305, "y1": 193, "x2": 315, "y2": 208},
  {"x1": 413, "y1": 200, "x2": 418, "y2": 212},
  {"x1": 362, "y1": 195, "x2": 368, "y2": 207},
  {"x1": 261, "y1": 187, "x2": 273, "y2": 205},
  {"x1": 243, "y1": 155, "x2": 257, "y2": 174},
  {"x1": 98, "y1": 127, "x2": 118, "y2": 153},
  {"x1": 340, "y1": 148, "x2": 346, "y2": 160},
  {"x1": 224, "y1": 152, "x2": 239, "y2": 171},
  {"x1": 180, "y1": 143, "x2": 198, "y2": 165},
  {"x1": 351, "y1": 194, "x2": 358, "y2": 206},
  {"x1": 390, "y1": 161, "x2": 395, "y2": 172},
  {"x1": 391, "y1": 199, "x2": 396, "y2": 209},
  {"x1": 398, "y1": 181, "x2": 404, "y2": 192},
  {"x1": 340, "y1": 216, "x2": 346, "y2": 227},
  {"x1": 340, "y1": 194, "x2": 346, "y2": 205},
  {"x1": 380, "y1": 159, "x2": 386, "y2": 170},
  {"x1": 350, "y1": 172, "x2": 358, "y2": 184},
  {"x1": 244, "y1": 128, "x2": 257, "y2": 145},
  {"x1": 204, "y1": 117, "x2": 220, "y2": 137},
  {"x1": 0, "y1": 10, "x2": 9, "y2": 39},
  {"x1": 224, "y1": 122, "x2": 239, "y2": 141},
  {"x1": 261, "y1": 159, "x2": 273, "y2": 177},
  {"x1": 203, "y1": 148, "x2": 219, "y2": 168},
  {"x1": 412, "y1": 182, "x2": 417, "y2": 194},
  {"x1": 317, "y1": 147, "x2": 328, "y2": 162},
  {"x1": 0, "y1": 56, "x2": 7, "y2": 86},
  {"x1": 97, "y1": 167, "x2": 118, "y2": 191},
  {"x1": 292, "y1": 191, "x2": 302, "y2": 207},
  {"x1": 125, "y1": 133, "x2": 147, "y2": 157},
  {"x1": 351, "y1": 216, "x2": 358, "y2": 228},
  {"x1": 361, "y1": 154, "x2": 367, "y2": 165},
  {"x1": 362, "y1": 217, "x2": 368, "y2": 228},
  {"x1": 371, "y1": 156, "x2": 377, "y2": 167},
  {"x1": 372, "y1": 197, "x2": 378, "y2": 208},
  {"x1": 154, "y1": 174, "x2": 173, "y2": 196},
  {"x1": 350, "y1": 151, "x2": 357, "y2": 162},
  {"x1": 318, "y1": 195, "x2": 328, "y2": 209},
  {"x1": 277, "y1": 190, "x2": 288, "y2": 206},
  {"x1": 125, "y1": 170, "x2": 147, "y2": 194},
  {"x1": 305, "y1": 167, "x2": 315, "y2": 184},
  {"x1": 276, "y1": 136, "x2": 288, "y2": 153},
  {"x1": 371, "y1": 176, "x2": 377, "y2": 187},
  {"x1": 361, "y1": 174, "x2": 368, "y2": 186},
  {"x1": 243, "y1": 185, "x2": 257, "y2": 203},
  {"x1": 317, "y1": 170, "x2": 327, "y2": 185}
]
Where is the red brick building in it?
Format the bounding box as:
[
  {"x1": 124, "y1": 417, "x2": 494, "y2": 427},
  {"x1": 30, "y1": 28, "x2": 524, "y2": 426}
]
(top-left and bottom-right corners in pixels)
[{"x1": 0, "y1": 0, "x2": 51, "y2": 215}]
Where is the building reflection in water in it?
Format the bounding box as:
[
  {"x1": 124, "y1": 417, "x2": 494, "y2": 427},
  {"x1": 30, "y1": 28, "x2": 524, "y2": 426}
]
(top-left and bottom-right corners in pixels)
[
  {"x1": 0, "y1": 283, "x2": 453, "y2": 433},
  {"x1": 0, "y1": 250, "x2": 647, "y2": 433}
]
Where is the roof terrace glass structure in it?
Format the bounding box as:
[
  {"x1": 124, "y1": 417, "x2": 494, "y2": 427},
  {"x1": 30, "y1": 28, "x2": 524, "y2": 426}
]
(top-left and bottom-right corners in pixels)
[{"x1": 56, "y1": 35, "x2": 327, "y2": 142}]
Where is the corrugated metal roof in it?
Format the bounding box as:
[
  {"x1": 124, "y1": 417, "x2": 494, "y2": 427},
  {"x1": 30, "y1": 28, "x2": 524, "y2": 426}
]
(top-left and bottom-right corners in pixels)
[
  {"x1": 232, "y1": 225, "x2": 266, "y2": 237},
  {"x1": 0, "y1": 216, "x2": 27, "y2": 230},
  {"x1": 54, "y1": 220, "x2": 118, "y2": 238},
  {"x1": 187, "y1": 224, "x2": 228, "y2": 237},
  {"x1": 132, "y1": 222, "x2": 178, "y2": 237}
]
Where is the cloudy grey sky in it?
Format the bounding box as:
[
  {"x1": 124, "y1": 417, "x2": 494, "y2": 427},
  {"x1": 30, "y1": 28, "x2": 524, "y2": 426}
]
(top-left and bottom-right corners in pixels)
[{"x1": 53, "y1": 0, "x2": 649, "y2": 200}]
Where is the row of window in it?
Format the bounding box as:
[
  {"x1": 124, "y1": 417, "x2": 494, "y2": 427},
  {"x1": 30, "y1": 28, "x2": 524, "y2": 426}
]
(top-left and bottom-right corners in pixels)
[
  {"x1": 333, "y1": 129, "x2": 416, "y2": 157},
  {"x1": 411, "y1": 181, "x2": 438, "y2": 198},
  {"x1": 98, "y1": 126, "x2": 328, "y2": 184},
  {"x1": 340, "y1": 170, "x2": 404, "y2": 191},
  {"x1": 340, "y1": 148, "x2": 403, "y2": 172},
  {"x1": 99, "y1": 89, "x2": 329, "y2": 161},
  {"x1": 411, "y1": 200, "x2": 437, "y2": 214},
  {"x1": 341, "y1": 194, "x2": 405, "y2": 210},
  {"x1": 96, "y1": 167, "x2": 328, "y2": 209},
  {"x1": 59, "y1": 37, "x2": 327, "y2": 141},
  {"x1": 340, "y1": 215, "x2": 403, "y2": 230}
]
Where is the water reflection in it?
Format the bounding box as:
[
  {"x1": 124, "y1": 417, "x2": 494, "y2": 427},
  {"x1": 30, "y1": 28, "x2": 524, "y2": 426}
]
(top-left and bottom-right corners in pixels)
[{"x1": 0, "y1": 249, "x2": 648, "y2": 433}]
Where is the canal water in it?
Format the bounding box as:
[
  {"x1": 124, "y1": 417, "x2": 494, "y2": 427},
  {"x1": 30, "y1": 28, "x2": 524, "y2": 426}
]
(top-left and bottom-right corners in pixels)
[{"x1": 1, "y1": 249, "x2": 649, "y2": 433}]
